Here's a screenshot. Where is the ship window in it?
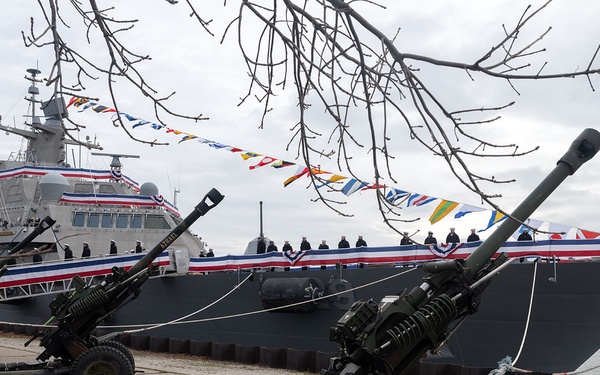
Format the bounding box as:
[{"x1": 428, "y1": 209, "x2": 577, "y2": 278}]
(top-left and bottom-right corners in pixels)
[
  {"x1": 73, "y1": 212, "x2": 86, "y2": 227},
  {"x1": 87, "y1": 213, "x2": 100, "y2": 227},
  {"x1": 131, "y1": 214, "x2": 143, "y2": 228},
  {"x1": 101, "y1": 213, "x2": 114, "y2": 228},
  {"x1": 74, "y1": 183, "x2": 94, "y2": 194},
  {"x1": 145, "y1": 215, "x2": 171, "y2": 230},
  {"x1": 116, "y1": 214, "x2": 129, "y2": 228},
  {"x1": 98, "y1": 184, "x2": 117, "y2": 194},
  {"x1": 6, "y1": 184, "x2": 23, "y2": 203}
]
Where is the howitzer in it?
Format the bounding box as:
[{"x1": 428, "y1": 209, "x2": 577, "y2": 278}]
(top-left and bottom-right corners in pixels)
[
  {"x1": 324, "y1": 128, "x2": 600, "y2": 375},
  {"x1": 15, "y1": 188, "x2": 223, "y2": 374},
  {"x1": 0, "y1": 216, "x2": 56, "y2": 276}
]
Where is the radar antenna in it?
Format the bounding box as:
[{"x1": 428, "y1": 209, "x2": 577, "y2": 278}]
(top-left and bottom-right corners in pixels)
[{"x1": 91, "y1": 152, "x2": 140, "y2": 171}]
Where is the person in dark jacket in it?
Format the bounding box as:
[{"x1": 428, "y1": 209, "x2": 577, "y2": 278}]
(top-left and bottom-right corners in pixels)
[
  {"x1": 300, "y1": 237, "x2": 311, "y2": 251},
  {"x1": 318, "y1": 240, "x2": 329, "y2": 249},
  {"x1": 467, "y1": 228, "x2": 480, "y2": 242},
  {"x1": 256, "y1": 237, "x2": 266, "y2": 254},
  {"x1": 282, "y1": 240, "x2": 293, "y2": 252},
  {"x1": 81, "y1": 242, "x2": 91, "y2": 258},
  {"x1": 356, "y1": 235, "x2": 367, "y2": 247},
  {"x1": 424, "y1": 231, "x2": 437, "y2": 245},
  {"x1": 338, "y1": 236, "x2": 350, "y2": 249},
  {"x1": 267, "y1": 240, "x2": 278, "y2": 252},
  {"x1": 109, "y1": 240, "x2": 118, "y2": 255},
  {"x1": 135, "y1": 240, "x2": 143, "y2": 253},
  {"x1": 518, "y1": 228, "x2": 533, "y2": 241},
  {"x1": 400, "y1": 232, "x2": 413, "y2": 245},
  {"x1": 446, "y1": 227, "x2": 460, "y2": 243},
  {"x1": 64, "y1": 244, "x2": 73, "y2": 260},
  {"x1": 206, "y1": 248, "x2": 215, "y2": 257}
]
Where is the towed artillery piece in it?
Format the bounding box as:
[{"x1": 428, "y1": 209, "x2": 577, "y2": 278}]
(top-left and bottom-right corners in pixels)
[
  {"x1": 324, "y1": 128, "x2": 600, "y2": 375},
  {"x1": 0, "y1": 188, "x2": 224, "y2": 374}
]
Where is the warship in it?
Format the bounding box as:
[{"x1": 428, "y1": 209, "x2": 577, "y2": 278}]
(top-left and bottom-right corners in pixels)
[{"x1": 1, "y1": 69, "x2": 600, "y2": 373}]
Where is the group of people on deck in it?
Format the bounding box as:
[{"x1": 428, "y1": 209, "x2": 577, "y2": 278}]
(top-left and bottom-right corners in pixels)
[
  {"x1": 408, "y1": 226, "x2": 533, "y2": 246},
  {"x1": 419, "y1": 227, "x2": 479, "y2": 245},
  {"x1": 255, "y1": 235, "x2": 368, "y2": 254},
  {"x1": 61, "y1": 239, "x2": 145, "y2": 261},
  {"x1": 253, "y1": 225, "x2": 536, "y2": 254}
]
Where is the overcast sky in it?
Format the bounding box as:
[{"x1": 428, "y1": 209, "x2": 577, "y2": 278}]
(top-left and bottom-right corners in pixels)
[{"x1": 1, "y1": 1, "x2": 599, "y2": 255}]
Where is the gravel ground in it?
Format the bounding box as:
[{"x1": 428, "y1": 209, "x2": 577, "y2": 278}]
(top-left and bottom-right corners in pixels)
[{"x1": 0, "y1": 333, "x2": 313, "y2": 374}]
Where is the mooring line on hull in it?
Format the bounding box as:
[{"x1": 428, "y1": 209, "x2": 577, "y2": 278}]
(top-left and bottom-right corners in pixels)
[
  {"x1": 489, "y1": 259, "x2": 539, "y2": 375},
  {"x1": 110, "y1": 272, "x2": 255, "y2": 337},
  {"x1": 95, "y1": 266, "x2": 420, "y2": 330},
  {"x1": 0, "y1": 267, "x2": 418, "y2": 334},
  {"x1": 0, "y1": 272, "x2": 255, "y2": 332},
  {"x1": 511, "y1": 259, "x2": 538, "y2": 367}
]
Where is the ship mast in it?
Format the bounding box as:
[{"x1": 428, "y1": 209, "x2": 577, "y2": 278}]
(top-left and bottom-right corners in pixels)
[{"x1": 24, "y1": 68, "x2": 42, "y2": 128}]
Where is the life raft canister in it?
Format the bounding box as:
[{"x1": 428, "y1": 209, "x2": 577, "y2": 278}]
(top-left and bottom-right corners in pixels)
[{"x1": 260, "y1": 277, "x2": 325, "y2": 313}]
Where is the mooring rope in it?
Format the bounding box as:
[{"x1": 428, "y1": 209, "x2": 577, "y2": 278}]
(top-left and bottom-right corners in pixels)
[
  {"x1": 97, "y1": 266, "x2": 419, "y2": 330},
  {"x1": 488, "y1": 259, "x2": 539, "y2": 375},
  {"x1": 0, "y1": 266, "x2": 419, "y2": 332},
  {"x1": 122, "y1": 271, "x2": 255, "y2": 335}
]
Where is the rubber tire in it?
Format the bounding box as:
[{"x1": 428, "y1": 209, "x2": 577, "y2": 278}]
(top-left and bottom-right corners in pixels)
[
  {"x1": 99, "y1": 340, "x2": 135, "y2": 369},
  {"x1": 70, "y1": 345, "x2": 133, "y2": 375}
]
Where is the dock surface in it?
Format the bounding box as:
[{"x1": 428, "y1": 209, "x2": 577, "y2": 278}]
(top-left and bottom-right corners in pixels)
[{"x1": 0, "y1": 333, "x2": 308, "y2": 374}]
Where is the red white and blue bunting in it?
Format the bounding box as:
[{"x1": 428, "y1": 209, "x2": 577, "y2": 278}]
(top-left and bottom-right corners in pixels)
[
  {"x1": 59, "y1": 193, "x2": 179, "y2": 216},
  {"x1": 3, "y1": 240, "x2": 600, "y2": 293},
  {"x1": 187, "y1": 239, "x2": 600, "y2": 272},
  {"x1": 0, "y1": 166, "x2": 139, "y2": 191},
  {"x1": 0, "y1": 252, "x2": 169, "y2": 290}
]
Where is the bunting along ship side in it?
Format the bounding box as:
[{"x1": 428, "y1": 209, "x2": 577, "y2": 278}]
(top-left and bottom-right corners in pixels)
[{"x1": 1, "y1": 70, "x2": 600, "y2": 374}]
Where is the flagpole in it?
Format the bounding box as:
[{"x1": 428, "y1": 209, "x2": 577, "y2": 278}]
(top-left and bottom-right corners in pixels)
[{"x1": 259, "y1": 201, "x2": 264, "y2": 238}]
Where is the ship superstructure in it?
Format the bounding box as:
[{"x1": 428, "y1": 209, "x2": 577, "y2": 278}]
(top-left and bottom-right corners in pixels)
[{"x1": 0, "y1": 70, "x2": 206, "y2": 264}]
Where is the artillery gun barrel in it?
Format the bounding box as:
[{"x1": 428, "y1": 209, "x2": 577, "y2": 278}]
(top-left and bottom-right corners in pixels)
[
  {"x1": 127, "y1": 188, "x2": 224, "y2": 276},
  {"x1": 0, "y1": 216, "x2": 56, "y2": 270},
  {"x1": 465, "y1": 128, "x2": 600, "y2": 275}
]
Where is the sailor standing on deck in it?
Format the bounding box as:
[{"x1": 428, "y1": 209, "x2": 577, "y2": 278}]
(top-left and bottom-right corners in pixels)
[
  {"x1": 400, "y1": 232, "x2": 413, "y2": 246},
  {"x1": 356, "y1": 235, "x2": 367, "y2": 247},
  {"x1": 318, "y1": 240, "x2": 329, "y2": 249},
  {"x1": 282, "y1": 241, "x2": 292, "y2": 252},
  {"x1": 338, "y1": 236, "x2": 350, "y2": 249},
  {"x1": 445, "y1": 227, "x2": 460, "y2": 243},
  {"x1": 63, "y1": 244, "x2": 73, "y2": 260},
  {"x1": 267, "y1": 240, "x2": 278, "y2": 252},
  {"x1": 109, "y1": 240, "x2": 118, "y2": 255},
  {"x1": 300, "y1": 237, "x2": 311, "y2": 251},
  {"x1": 135, "y1": 240, "x2": 143, "y2": 253},
  {"x1": 81, "y1": 242, "x2": 91, "y2": 258},
  {"x1": 424, "y1": 231, "x2": 437, "y2": 245},
  {"x1": 518, "y1": 228, "x2": 533, "y2": 241},
  {"x1": 256, "y1": 237, "x2": 266, "y2": 254},
  {"x1": 467, "y1": 229, "x2": 480, "y2": 242}
]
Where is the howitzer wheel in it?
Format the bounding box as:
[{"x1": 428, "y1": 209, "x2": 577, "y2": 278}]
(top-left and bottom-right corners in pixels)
[
  {"x1": 99, "y1": 340, "x2": 135, "y2": 369},
  {"x1": 70, "y1": 346, "x2": 133, "y2": 375}
]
